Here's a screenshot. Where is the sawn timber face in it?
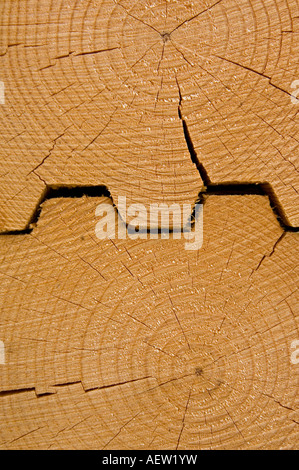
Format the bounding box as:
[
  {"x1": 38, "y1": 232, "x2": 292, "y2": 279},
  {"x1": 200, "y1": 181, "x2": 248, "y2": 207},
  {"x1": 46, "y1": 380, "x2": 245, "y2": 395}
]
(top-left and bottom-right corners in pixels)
[
  {"x1": 0, "y1": 195, "x2": 298, "y2": 449},
  {"x1": 0, "y1": 0, "x2": 299, "y2": 230}
]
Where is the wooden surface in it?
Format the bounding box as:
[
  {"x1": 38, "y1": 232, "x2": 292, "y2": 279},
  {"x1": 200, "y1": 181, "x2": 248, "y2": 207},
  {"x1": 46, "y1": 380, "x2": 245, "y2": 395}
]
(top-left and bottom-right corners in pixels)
[
  {"x1": 0, "y1": 195, "x2": 298, "y2": 449},
  {"x1": 0, "y1": 0, "x2": 299, "y2": 230},
  {"x1": 0, "y1": 0, "x2": 298, "y2": 450}
]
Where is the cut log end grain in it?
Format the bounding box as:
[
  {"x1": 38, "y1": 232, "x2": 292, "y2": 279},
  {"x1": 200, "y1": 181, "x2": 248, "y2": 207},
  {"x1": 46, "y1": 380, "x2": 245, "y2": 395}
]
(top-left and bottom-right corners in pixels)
[
  {"x1": 0, "y1": 195, "x2": 298, "y2": 449},
  {"x1": 0, "y1": 0, "x2": 298, "y2": 451},
  {"x1": 0, "y1": 0, "x2": 299, "y2": 230}
]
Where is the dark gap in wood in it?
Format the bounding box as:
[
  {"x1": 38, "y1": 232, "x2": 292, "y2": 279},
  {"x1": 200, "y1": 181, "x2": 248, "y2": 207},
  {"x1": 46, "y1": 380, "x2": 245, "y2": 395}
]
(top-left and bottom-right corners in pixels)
[
  {"x1": 0, "y1": 184, "x2": 298, "y2": 235},
  {"x1": 177, "y1": 97, "x2": 298, "y2": 233}
]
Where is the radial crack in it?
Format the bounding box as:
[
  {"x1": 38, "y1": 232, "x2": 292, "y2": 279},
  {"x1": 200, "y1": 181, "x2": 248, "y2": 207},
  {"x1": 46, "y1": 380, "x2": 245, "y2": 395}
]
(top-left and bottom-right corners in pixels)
[
  {"x1": 214, "y1": 55, "x2": 294, "y2": 98},
  {"x1": 114, "y1": 1, "x2": 160, "y2": 35},
  {"x1": 171, "y1": 0, "x2": 224, "y2": 34},
  {"x1": 176, "y1": 77, "x2": 211, "y2": 186},
  {"x1": 176, "y1": 389, "x2": 192, "y2": 450},
  {"x1": 27, "y1": 131, "x2": 67, "y2": 176},
  {"x1": 250, "y1": 232, "x2": 286, "y2": 276},
  {"x1": 84, "y1": 376, "x2": 153, "y2": 392}
]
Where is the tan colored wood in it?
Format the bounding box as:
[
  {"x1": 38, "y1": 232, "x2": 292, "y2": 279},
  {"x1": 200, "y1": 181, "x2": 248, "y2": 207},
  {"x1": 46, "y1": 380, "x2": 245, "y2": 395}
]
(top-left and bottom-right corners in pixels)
[
  {"x1": 0, "y1": 0, "x2": 299, "y2": 231},
  {"x1": 0, "y1": 0, "x2": 298, "y2": 451},
  {"x1": 0, "y1": 195, "x2": 298, "y2": 449}
]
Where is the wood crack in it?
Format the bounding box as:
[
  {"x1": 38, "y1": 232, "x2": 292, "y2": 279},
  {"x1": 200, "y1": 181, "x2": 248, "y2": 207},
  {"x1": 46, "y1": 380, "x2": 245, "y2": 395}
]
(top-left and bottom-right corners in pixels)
[
  {"x1": 0, "y1": 180, "x2": 298, "y2": 236},
  {"x1": 250, "y1": 232, "x2": 286, "y2": 276}
]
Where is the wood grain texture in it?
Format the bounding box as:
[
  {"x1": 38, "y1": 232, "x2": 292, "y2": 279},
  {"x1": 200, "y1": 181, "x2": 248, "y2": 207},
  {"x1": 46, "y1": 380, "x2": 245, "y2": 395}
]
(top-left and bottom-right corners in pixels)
[
  {"x1": 0, "y1": 195, "x2": 298, "y2": 449},
  {"x1": 0, "y1": 0, "x2": 299, "y2": 230},
  {"x1": 0, "y1": 0, "x2": 299, "y2": 451}
]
